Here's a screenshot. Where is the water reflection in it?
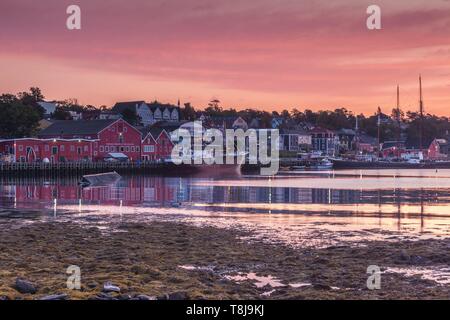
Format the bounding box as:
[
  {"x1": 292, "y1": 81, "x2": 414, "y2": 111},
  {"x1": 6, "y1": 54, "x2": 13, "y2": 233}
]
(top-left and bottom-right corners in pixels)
[{"x1": 1, "y1": 172, "x2": 450, "y2": 244}]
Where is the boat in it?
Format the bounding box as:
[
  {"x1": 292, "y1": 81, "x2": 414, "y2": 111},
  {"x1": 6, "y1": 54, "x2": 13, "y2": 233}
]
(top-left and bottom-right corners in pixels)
[
  {"x1": 310, "y1": 158, "x2": 333, "y2": 170},
  {"x1": 331, "y1": 159, "x2": 450, "y2": 169},
  {"x1": 79, "y1": 171, "x2": 121, "y2": 187}
]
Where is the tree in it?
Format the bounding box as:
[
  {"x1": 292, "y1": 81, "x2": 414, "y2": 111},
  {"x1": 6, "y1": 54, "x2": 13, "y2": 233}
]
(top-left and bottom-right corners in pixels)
[
  {"x1": 17, "y1": 87, "x2": 44, "y2": 104},
  {"x1": 0, "y1": 98, "x2": 41, "y2": 138},
  {"x1": 181, "y1": 102, "x2": 196, "y2": 121},
  {"x1": 121, "y1": 108, "x2": 140, "y2": 126},
  {"x1": 52, "y1": 106, "x2": 73, "y2": 120}
]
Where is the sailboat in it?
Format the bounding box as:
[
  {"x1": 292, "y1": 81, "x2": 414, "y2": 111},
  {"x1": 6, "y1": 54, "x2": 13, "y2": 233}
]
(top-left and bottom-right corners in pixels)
[{"x1": 332, "y1": 76, "x2": 450, "y2": 169}]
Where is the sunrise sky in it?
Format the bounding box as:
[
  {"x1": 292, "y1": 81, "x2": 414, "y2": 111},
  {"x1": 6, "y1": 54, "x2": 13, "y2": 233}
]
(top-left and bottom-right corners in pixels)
[{"x1": 0, "y1": 0, "x2": 449, "y2": 115}]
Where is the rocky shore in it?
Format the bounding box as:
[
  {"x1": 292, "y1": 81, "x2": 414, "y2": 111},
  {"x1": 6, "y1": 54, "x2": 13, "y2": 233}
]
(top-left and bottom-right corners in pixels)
[{"x1": 0, "y1": 220, "x2": 449, "y2": 300}]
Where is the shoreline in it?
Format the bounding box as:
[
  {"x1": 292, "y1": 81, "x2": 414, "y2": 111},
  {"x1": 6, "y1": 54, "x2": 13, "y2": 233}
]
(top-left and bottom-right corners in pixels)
[{"x1": 0, "y1": 218, "x2": 449, "y2": 300}]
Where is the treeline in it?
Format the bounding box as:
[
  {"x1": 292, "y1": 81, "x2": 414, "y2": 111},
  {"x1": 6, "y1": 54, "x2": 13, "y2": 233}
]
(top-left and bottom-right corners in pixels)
[
  {"x1": 184, "y1": 99, "x2": 450, "y2": 147},
  {"x1": 2, "y1": 89, "x2": 450, "y2": 147}
]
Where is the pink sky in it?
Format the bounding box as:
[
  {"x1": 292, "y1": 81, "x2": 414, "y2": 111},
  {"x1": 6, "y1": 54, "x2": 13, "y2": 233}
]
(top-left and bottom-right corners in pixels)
[{"x1": 0, "y1": 0, "x2": 449, "y2": 115}]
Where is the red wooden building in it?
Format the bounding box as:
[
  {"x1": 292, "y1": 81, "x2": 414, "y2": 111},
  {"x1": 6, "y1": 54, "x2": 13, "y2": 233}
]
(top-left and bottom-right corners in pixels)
[
  {"x1": 140, "y1": 128, "x2": 174, "y2": 161},
  {"x1": 1, "y1": 119, "x2": 176, "y2": 164},
  {"x1": 0, "y1": 138, "x2": 94, "y2": 163},
  {"x1": 38, "y1": 119, "x2": 142, "y2": 161}
]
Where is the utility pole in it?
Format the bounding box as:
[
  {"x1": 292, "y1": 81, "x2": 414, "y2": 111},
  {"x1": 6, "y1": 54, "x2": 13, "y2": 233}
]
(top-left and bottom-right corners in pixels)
[
  {"x1": 419, "y1": 75, "x2": 424, "y2": 152},
  {"x1": 396, "y1": 85, "x2": 401, "y2": 141},
  {"x1": 396, "y1": 85, "x2": 401, "y2": 160}
]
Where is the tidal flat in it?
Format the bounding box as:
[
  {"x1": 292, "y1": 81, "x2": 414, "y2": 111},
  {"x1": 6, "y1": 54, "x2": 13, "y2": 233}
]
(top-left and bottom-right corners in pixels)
[{"x1": 0, "y1": 219, "x2": 449, "y2": 300}]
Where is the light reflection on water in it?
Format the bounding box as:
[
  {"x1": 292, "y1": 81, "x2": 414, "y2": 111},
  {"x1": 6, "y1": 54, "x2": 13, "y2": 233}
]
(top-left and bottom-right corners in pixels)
[{"x1": 1, "y1": 170, "x2": 450, "y2": 247}]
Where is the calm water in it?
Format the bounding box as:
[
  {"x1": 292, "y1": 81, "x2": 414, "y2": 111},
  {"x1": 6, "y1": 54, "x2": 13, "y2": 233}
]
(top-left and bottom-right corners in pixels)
[{"x1": 1, "y1": 169, "x2": 450, "y2": 248}]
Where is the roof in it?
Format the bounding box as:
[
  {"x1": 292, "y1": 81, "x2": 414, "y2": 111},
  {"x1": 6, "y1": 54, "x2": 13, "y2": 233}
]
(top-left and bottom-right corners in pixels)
[
  {"x1": 279, "y1": 128, "x2": 310, "y2": 135},
  {"x1": 140, "y1": 127, "x2": 167, "y2": 140},
  {"x1": 310, "y1": 127, "x2": 335, "y2": 134},
  {"x1": 146, "y1": 101, "x2": 180, "y2": 112},
  {"x1": 37, "y1": 101, "x2": 57, "y2": 114},
  {"x1": 105, "y1": 153, "x2": 128, "y2": 159},
  {"x1": 151, "y1": 121, "x2": 189, "y2": 132},
  {"x1": 382, "y1": 141, "x2": 405, "y2": 150},
  {"x1": 338, "y1": 128, "x2": 356, "y2": 135},
  {"x1": 38, "y1": 119, "x2": 117, "y2": 136}
]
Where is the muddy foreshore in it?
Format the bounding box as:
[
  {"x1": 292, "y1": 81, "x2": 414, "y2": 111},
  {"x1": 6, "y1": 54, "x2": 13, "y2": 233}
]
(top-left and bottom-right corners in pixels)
[{"x1": 0, "y1": 219, "x2": 449, "y2": 300}]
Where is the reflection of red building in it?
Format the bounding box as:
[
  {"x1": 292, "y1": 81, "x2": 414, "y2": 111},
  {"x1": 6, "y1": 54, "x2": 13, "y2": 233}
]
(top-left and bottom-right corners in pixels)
[{"x1": 0, "y1": 176, "x2": 177, "y2": 207}]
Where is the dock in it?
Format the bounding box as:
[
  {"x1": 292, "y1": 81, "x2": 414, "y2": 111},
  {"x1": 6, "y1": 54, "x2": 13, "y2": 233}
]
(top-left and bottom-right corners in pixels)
[{"x1": 0, "y1": 161, "x2": 191, "y2": 177}]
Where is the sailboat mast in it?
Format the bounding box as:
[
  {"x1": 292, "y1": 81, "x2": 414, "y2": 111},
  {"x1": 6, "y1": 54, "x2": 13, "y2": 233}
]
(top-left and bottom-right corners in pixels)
[
  {"x1": 377, "y1": 106, "x2": 381, "y2": 159},
  {"x1": 396, "y1": 85, "x2": 401, "y2": 151}
]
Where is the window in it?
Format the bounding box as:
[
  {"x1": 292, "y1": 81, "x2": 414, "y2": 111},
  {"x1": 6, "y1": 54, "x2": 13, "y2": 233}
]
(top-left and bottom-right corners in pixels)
[
  {"x1": 124, "y1": 127, "x2": 127, "y2": 132},
  {"x1": 18, "y1": 145, "x2": 23, "y2": 151},
  {"x1": 60, "y1": 145, "x2": 65, "y2": 152},
  {"x1": 119, "y1": 134, "x2": 124, "y2": 143},
  {"x1": 120, "y1": 146, "x2": 125, "y2": 152},
  {"x1": 144, "y1": 145, "x2": 155, "y2": 153},
  {"x1": 125, "y1": 146, "x2": 130, "y2": 152},
  {"x1": 77, "y1": 147, "x2": 82, "y2": 155},
  {"x1": 45, "y1": 145, "x2": 49, "y2": 152},
  {"x1": 136, "y1": 146, "x2": 140, "y2": 152},
  {"x1": 70, "y1": 145, "x2": 75, "y2": 152},
  {"x1": 131, "y1": 146, "x2": 135, "y2": 152},
  {"x1": 84, "y1": 146, "x2": 88, "y2": 152},
  {"x1": 100, "y1": 146, "x2": 104, "y2": 152},
  {"x1": 105, "y1": 146, "x2": 109, "y2": 152},
  {"x1": 52, "y1": 146, "x2": 58, "y2": 155}
]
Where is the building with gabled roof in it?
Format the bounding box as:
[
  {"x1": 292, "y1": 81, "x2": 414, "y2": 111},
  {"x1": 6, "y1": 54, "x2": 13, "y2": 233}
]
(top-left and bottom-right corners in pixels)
[{"x1": 38, "y1": 119, "x2": 142, "y2": 161}]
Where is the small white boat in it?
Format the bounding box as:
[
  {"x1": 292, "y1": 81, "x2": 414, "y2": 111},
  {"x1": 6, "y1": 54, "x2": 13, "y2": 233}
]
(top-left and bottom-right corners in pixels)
[
  {"x1": 311, "y1": 159, "x2": 333, "y2": 170},
  {"x1": 79, "y1": 171, "x2": 121, "y2": 187}
]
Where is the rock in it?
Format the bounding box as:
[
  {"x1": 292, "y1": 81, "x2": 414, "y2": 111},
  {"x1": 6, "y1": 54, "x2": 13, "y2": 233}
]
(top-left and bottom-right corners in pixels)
[
  {"x1": 93, "y1": 292, "x2": 114, "y2": 300},
  {"x1": 38, "y1": 294, "x2": 68, "y2": 300},
  {"x1": 87, "y1": 282, "x2": 98, "y2": 289},
  {"x1": 400, "y1": 250, "x2": 411, "y2": 262},
  {"x1": 313, "y1": 283, "x2": 332, "y2": 290},
  {"x1": 14, "y1": 278, "x2": 37, "y2": 294},
  {"x1": 135, "y1": 294, "x2": 157, "y2": 300},
  {"x1": 168, "y1": 291, "x2": 189, "y2": 300},
  {"x1": 118, "y1": 294, "x2": 132, "y2": 300},
  {"x1": 102, "y1": 281, "x2": 120, "y2": 293},
  {"x1": 157, "y1": 293, "x2": 169, "y2": 300}
]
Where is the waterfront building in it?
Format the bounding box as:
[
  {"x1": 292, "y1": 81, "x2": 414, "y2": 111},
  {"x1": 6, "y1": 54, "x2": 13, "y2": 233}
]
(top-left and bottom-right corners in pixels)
[
  {"x1": 310, "y1": 127, "x2": 339, "y2": 156},
  {"x1": 37, "y1": 119, "x2": 142, "y2": 161},
  {"x1": 0, "y1": 138, "x2": 94, "y2": 163},
  {"x1": 140, "y1": 127, "x2": 174, "y2": 161}
]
